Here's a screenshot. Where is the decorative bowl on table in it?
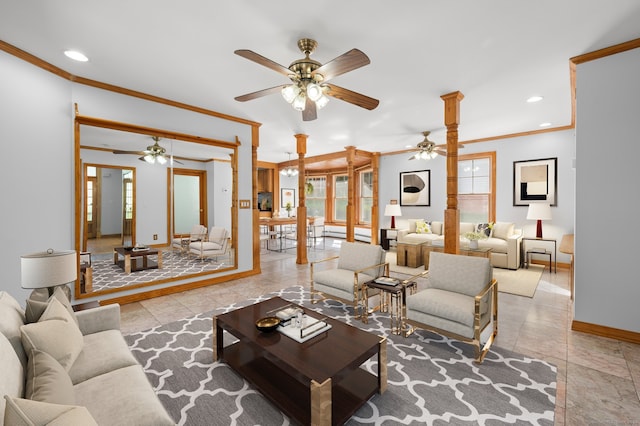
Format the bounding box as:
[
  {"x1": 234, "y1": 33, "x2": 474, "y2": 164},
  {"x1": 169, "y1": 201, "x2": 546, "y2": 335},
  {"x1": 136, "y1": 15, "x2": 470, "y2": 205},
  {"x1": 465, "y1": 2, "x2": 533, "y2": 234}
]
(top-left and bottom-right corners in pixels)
[{"x1": 255, "y1": 316, "x2": 281, "y2": 332}]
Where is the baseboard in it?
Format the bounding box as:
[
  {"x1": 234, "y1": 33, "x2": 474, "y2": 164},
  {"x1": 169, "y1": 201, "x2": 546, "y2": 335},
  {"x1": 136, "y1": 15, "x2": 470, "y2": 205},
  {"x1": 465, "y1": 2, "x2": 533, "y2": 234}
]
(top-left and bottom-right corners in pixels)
[{"x1": 572, "y1": 320, "x2": 640, "y2": 345}]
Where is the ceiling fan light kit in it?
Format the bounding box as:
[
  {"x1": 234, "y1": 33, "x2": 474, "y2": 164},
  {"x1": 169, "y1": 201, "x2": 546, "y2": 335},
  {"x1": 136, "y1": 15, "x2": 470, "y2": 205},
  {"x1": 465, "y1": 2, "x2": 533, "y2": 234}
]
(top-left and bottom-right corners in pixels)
[
  {"x1": 280, "y1": 152, "x2": 299, "y2": 177},
  {"x1": 235, "y1": 38, "x2": 379, "y2": 121}
]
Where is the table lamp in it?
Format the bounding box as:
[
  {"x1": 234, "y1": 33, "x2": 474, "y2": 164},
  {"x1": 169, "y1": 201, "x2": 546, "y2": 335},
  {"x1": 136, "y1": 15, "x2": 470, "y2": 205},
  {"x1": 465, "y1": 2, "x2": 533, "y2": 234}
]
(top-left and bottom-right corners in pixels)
[
  {"x1": 384, "y1": 204, "x2": 402, "y2": 229},
  {"x1": 21, "y1": 249, "x2": 77, "y2": 298},
  {"x1": 526, "y1": 203, "x2": 552, "y2": 238}
]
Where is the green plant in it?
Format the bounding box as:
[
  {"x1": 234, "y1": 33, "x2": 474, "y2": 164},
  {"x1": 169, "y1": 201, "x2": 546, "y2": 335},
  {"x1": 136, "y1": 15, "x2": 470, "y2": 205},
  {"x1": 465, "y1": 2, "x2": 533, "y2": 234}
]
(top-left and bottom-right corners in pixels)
[
  {"x1": 285, "y1": 202, "x2": 292, "y2": 212},
  {"x1": 464, "y1": 231, "x2": 487, "y2": 241}
]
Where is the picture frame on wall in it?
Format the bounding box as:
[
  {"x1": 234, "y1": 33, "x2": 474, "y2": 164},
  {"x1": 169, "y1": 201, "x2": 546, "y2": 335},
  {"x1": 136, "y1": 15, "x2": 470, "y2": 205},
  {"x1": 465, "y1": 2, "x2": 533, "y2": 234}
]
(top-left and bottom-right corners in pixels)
[
  {"x1": 281, "y1": 188, "x2": 295, "y2": 208},
  {"x1": 400, "y1": 170, "x2": 430, "y2": 206},
  {"x1": 513, "y1": 157, "x2": 557, "y2": 206}
]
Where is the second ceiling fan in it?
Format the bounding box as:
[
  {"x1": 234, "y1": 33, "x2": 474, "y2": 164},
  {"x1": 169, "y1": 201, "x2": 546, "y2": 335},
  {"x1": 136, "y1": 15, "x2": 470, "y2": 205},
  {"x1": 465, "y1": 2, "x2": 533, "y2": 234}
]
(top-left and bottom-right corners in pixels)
[
  {"x1": 409, "y1": 131, "x2": 464, "y2": 160},
  {"x1": 234, "y1": 38, "x2": 379, "y2": 121}
]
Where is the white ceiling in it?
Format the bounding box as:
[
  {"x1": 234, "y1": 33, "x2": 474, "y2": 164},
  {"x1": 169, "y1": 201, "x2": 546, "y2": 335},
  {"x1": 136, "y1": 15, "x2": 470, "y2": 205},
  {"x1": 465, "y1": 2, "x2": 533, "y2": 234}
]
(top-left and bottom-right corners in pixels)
[{"x1": 1, "y1": 1, "x2": 639, "y2": 163}]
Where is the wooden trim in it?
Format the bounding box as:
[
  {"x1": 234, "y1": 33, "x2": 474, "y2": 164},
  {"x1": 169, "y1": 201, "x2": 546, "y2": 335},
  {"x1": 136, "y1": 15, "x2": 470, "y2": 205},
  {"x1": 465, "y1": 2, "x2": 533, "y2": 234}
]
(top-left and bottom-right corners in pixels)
[
  {"x1": 570, "y1": 37, "x2": 640, "y2": 65},
  {"x1": 572, "y1": 320, "x2": 640, "y2": 345}
]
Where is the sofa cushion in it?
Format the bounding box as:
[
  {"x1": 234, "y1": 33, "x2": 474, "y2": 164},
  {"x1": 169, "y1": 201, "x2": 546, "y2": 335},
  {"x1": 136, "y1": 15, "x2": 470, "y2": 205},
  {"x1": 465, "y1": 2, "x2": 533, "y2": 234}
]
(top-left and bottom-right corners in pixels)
[
  {"x1": 475, "y1": 222, "x2": 494, "y2": 238},
  {"x1": 0, "y1": 332, "x2": 25, "y2": 423},
  {"x1": 68, "y1": 329, "x2": 139, "y2": 385},
  {"x1": 20, "y1": 298, "x2": 84, "y2": 371},
  {"x1": 74, "y1": 365, "x2": 175, "y2": 426},
  {"x1": 459, "y1": 222, "x2": 475, "y2": 234},
  {"x1": 25, "y1": 286, "x2": 78, "y2": 326},
  {"x1": 415, "y1": 220, "x2": 431, "y2": 234},
  {"x1": 25, "y1": 349, "x2": 75, "y2": 405},
  {"x1": 3, "y1": 396, "x2": 97, "y2": 426},
  {"x1": 0, "y1": 291, "x2": 28, "y2": 367},
  {"x1": 492, "y1": 222, "x2": 515, "y2": 240}
]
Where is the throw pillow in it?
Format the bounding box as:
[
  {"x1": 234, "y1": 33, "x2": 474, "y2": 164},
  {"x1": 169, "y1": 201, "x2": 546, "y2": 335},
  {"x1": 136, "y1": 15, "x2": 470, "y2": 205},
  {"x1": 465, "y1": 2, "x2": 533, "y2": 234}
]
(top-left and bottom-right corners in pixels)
[
  {"x1": 25, "y1": 349, "x2": 75, "y2": 405},
  {"x1": 3, "y1": 396, "x2": 97, "y2": 426},
  {"x1": 25, "y1": 286, "x2": 78, "y2": 325},
  {"x1": 20, "y1": 298, "x2": 84, "y2": 371},
  {"x1": 475, "y1": 222, "x2": 494, "y2": 238},
  {"x1": 415, "y1": 220, "x2": 431, "y2": 234}
]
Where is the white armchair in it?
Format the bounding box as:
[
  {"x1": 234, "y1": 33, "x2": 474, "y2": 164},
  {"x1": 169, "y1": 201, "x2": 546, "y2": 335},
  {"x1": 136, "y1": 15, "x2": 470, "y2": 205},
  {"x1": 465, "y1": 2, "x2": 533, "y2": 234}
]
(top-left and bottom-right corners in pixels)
[
  {"x1": 404, "y1": 251, "x2": 498, "y2": 363},
  {"x1": 310, "y1": 241, "x2": 388, "y2": 321},
  {"x1": 189, "y1": 226, "x2": 229, "y2": 261},
  {"x1": 172, "y1": 224, "x2": 207, "y2": 252}
]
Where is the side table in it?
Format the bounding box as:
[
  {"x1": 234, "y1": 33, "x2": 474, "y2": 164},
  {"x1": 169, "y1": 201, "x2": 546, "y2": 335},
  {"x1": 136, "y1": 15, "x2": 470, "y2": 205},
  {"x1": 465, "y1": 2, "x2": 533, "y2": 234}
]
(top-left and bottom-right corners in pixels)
[
  {"x1": 521, "y1": 237, "x2": 556, "y2": 273},
  {"x1": 396, "y1": 241, "x2": 424, "y2": 268},
  {"x1": 364, "y1": 280, "x2": 417, "y2": 335},
  {"x1": 379, "y1": 228, "x2": 397, "y2": 250}
]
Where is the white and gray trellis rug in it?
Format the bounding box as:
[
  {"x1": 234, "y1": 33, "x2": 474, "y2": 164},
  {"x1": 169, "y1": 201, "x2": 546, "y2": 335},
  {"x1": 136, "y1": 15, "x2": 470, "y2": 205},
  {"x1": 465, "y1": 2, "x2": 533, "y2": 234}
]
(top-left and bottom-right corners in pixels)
[{"x1": 124, "y1": 286, "x2": 556, "y2": 426}]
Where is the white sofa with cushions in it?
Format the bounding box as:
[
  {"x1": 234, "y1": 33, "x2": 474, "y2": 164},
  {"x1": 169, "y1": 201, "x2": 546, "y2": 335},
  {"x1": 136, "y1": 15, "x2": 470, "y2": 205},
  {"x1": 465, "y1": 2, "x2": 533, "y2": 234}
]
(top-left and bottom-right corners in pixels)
[
  {"x1": 397, "y1": 219, "x2": 522, "y2": 270},
  {"x1": 0, "y1": 289, "x2": 174, "y2": 426}
]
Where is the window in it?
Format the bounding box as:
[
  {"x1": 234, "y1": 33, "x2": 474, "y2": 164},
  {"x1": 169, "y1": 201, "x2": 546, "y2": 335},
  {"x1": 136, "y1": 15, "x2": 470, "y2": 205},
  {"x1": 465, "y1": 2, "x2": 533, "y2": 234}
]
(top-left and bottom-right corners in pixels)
[
  {"x1": 334, "y1": 175, "x2": 348, "y2": 221},
  {"x1": 458, "y1": 152, "x2": 495, "y2": 223},
  {"x1": 305, "y1": 176, "x2": 326, "y2": 218},
  {"x1": 359, "y1": 171, "x2": 373, "y2": 224}
]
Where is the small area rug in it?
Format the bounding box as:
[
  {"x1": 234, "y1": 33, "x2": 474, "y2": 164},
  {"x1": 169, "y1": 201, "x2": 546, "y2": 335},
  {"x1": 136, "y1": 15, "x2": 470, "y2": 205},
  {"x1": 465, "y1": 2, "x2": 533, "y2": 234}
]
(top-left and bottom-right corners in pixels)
[
  {"x1": 125, "y1": 286, "x2": 556, "y2": 425},
  {"x1": 387, "y1": 251, "x2": 544, "y2": 298}
]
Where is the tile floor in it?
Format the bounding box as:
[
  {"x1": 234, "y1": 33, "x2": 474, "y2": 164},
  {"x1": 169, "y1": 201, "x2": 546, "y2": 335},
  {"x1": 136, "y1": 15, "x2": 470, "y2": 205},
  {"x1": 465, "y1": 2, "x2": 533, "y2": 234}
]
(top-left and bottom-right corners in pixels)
[{"x1": 119, "y1": 238, "x2": 640, "y2": 425}]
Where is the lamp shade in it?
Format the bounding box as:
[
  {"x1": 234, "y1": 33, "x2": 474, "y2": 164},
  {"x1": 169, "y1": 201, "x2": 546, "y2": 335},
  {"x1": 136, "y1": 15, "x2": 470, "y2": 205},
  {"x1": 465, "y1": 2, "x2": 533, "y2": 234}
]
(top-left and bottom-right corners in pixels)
[
  {"x1": 526, "y1": 203, "x2": 552, "y2": 220},
  {"x1": 384, "y1": 204, "x2": 402, "y2": 217},
  {"x1": 21, "y1": 249, "x2": 77, "y2": 290}
]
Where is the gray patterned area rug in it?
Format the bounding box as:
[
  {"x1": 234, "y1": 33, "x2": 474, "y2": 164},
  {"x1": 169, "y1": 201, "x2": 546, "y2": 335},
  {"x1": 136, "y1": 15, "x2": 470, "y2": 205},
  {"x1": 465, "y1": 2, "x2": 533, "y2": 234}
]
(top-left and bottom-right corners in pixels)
[
  {"x1": 91, "y1": 251, "x2": 229, "y2": 292},
  {"x1": 124, "y1": 286, "x2": 556, "y2": 425}
]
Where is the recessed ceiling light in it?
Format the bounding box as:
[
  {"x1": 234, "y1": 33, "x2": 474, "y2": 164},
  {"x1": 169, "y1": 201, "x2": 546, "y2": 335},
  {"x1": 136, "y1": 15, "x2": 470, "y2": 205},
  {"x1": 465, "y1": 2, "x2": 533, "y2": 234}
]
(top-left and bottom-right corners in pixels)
[
  {"x1": 527, "y1": 96, "x2": 543, "y2": 103},
  {"x1": 539, "y1": 122, "x2": 551, "y2": 127},
  {"x1": 64, "y1": 50, "x2": 89, "y2": 62}
]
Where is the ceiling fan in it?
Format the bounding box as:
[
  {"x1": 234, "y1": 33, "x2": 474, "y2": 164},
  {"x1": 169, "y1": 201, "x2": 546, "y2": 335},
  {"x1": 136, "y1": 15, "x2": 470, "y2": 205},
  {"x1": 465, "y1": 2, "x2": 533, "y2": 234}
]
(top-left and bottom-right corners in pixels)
[
  {"x1": 409, "y1": 131, "x2": 464, "y2": 160},
  {"x1": 113, "y1": 136, "x2": 183, "y2": 165},
  {"x1": 234, "y1": 38, "x2": 379, "y2": 121}
]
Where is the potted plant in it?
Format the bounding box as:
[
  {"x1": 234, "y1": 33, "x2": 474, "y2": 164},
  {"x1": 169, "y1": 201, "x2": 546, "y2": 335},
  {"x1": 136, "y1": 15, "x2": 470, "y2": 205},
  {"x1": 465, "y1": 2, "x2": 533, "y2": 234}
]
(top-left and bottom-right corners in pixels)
[
  {"x1": 285, "y1": 202, "x2": 293, "y2": 217},
  {"x1": 463, "y1": 231, "x2": 487, "y2": 249}
]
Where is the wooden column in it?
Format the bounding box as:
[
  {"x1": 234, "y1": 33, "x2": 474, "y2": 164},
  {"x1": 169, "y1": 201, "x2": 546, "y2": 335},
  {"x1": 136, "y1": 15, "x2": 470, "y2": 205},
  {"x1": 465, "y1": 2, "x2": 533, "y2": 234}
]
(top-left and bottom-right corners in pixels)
[
  {"x1": 346, "y1": 146, "x2": 356, "y2": 242},
  {"x1": 371, "y1": 152, "x2": 380, "y2": 245},
  {"x1": 252, "y1": 126, "x2": 261, "y2": 271},
  {"x1": 295, "y1": 134, "x2": 308, "y2": 264},
  {"x1": 441, "y1": 91, "x2": 464, "y2": 255}
]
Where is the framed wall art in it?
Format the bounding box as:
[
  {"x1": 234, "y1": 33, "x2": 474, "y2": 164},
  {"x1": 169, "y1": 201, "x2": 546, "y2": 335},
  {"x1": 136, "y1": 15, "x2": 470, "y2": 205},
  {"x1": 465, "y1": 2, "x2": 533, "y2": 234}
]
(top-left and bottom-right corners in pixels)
[
  {"x1": 513, "y1": 157, "x2": 557, "y2": 206},
  {"x1": 281, "y1": 188, "x2": 295, "y2": 208},
  {"x1": 400, "y1": 170, "x2": 430, "y2": 206}
]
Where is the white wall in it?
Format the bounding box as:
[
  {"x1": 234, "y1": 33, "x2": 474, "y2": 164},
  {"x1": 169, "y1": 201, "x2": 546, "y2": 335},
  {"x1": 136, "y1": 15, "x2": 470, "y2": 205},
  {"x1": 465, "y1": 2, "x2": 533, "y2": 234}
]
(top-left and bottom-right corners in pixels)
[
  {"x1": 0, "y1": 50, "x2": 254, "y2": 304},
  {"x1": 575, "y1": 47, "x2": 640, "y2": 332},
  {"x1": 380, "y1": 129, "x2": 576, "y2": 263}
]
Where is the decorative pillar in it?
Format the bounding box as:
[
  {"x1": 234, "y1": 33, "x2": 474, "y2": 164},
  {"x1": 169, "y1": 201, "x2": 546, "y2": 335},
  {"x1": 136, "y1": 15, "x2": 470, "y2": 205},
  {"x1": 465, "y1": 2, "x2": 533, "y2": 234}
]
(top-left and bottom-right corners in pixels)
[
  {"x1": 295, "y1": 134, "x2": 308, "y2": 264},
  {"x1": 371, "y1": 152, "x2": 380, "y2": 245},
  {"x1": 441, "y1": 91, "x2": 464, "y2": 255},
  {"x1": 346, "y1": 146, "x2": 356, "y2": 242},
  {"x1": 252, "y1": 126, "x2": 261, "y2": 271}
]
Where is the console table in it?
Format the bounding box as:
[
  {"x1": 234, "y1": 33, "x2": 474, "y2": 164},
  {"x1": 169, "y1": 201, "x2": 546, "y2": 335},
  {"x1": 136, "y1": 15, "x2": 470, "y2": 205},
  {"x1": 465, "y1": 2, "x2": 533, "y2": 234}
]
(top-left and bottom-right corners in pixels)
[{"x1": 559, "y1": 234, "x2": 574, "y2": 299}]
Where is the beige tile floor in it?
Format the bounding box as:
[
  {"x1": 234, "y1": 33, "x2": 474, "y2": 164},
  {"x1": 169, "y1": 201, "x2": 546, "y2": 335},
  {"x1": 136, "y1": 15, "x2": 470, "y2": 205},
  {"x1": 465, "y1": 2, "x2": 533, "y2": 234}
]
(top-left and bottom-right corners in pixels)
[{"x1": 119, "y1": 238, "x2": 640, "y2": 425}]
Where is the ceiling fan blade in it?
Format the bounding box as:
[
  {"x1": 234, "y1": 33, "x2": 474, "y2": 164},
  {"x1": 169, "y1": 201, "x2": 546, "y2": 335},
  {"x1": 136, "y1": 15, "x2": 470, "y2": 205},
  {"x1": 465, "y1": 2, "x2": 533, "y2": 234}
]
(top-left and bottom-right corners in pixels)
[
  {"x1": 113, "y1": 150, "x2": 144, "y2": 155},
  {"x1": 235, "y1": 85, "x2": 287, "y2": 102},
  {"x1": 302, "y1": 97, "x2": 317, "y2": 121},
  {"x1": 434, "y1": 149, "x2": 447, "y2": 156},
  {"x1": 324, "y1": 84, "x2": 379, "y2": 110},
  {"x1": 311, "y1": 49, "x2": 370, "y2": 82},
  {"x1": 234, "y1": 49, "x2": 293, "y2": 77}
]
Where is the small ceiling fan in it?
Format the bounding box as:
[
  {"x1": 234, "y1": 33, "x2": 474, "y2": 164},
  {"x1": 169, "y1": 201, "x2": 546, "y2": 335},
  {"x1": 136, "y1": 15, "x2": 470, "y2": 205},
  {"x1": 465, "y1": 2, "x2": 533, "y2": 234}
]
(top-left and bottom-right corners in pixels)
[
  {"x1": 234, "y1": 38, "x2": 379, "y2": 121},
  {"x1": 113, "y1": 136, "x2": 183, "y2": 165},
  {"x1": 409, "y1": 131, "x2": 464, "y2": 160}
]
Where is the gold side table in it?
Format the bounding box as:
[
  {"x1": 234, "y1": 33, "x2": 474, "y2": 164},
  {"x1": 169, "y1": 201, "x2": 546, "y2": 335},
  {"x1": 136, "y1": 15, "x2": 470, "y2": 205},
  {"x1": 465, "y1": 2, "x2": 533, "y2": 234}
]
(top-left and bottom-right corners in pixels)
[{"x1": 365, "y1": 279, "x2": 417, "y2": 335}]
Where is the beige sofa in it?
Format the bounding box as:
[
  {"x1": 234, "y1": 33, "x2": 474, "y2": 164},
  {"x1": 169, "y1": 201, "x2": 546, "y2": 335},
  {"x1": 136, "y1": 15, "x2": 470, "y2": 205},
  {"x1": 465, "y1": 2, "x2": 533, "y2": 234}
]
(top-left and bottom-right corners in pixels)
[
  {"x1": 0, "y1": 289, "x2": 174, "y2": 425},
  {"x1": 397, "y1": 219, "x2": 522, "y2": 270}
]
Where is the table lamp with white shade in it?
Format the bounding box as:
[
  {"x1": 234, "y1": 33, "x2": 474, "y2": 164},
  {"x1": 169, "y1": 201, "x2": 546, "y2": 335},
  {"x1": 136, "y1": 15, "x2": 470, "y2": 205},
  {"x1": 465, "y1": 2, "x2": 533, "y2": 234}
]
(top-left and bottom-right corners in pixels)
[
  {"x1": 384, "y1": 204, "x2": 402, "y2": 229},
  {"x1": 21, "y1": 249, "x2": 77, "y2": 299},
  {"x1": 526, "y1": 203, "x2": 552, "y2": 239}
]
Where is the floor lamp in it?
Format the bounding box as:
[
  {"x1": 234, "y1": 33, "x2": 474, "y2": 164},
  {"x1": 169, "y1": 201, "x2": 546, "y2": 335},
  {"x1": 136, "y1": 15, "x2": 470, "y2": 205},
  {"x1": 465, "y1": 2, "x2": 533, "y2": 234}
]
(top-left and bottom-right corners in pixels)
[
  {"x1": 21, "y1": 249, "x2": 77, "y2": 300},
  {"x1": 527, "y1": 203, "x2": 552, "y2": 239},
  {"x1": 384, "y1": 204, "x2": 402, "y2": 229}
]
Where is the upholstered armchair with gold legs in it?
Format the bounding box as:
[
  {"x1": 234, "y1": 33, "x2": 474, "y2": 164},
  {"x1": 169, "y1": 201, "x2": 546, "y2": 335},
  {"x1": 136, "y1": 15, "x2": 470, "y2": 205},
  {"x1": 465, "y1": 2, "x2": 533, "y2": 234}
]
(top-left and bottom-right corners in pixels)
[
  {"x1": 189, "y1": 226, "x2": 230, "y2": 261},
  {"x1": 404, "y1": 251, "x2": 498, "y2": 363},
  {"x1": 310, "y1": 241, "x2": 388, "y2": 321}
]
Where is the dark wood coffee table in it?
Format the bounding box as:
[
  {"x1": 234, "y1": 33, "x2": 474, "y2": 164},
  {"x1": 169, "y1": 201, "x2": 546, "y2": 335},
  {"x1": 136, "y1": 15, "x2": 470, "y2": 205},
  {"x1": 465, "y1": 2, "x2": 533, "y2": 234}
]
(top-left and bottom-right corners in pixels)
[
  {"x1": 113, "y1": 247, "x2": 163, "y2": 274},
  {"x1": 213, "y1": 296, "x2": 387, "y2": 426}
]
